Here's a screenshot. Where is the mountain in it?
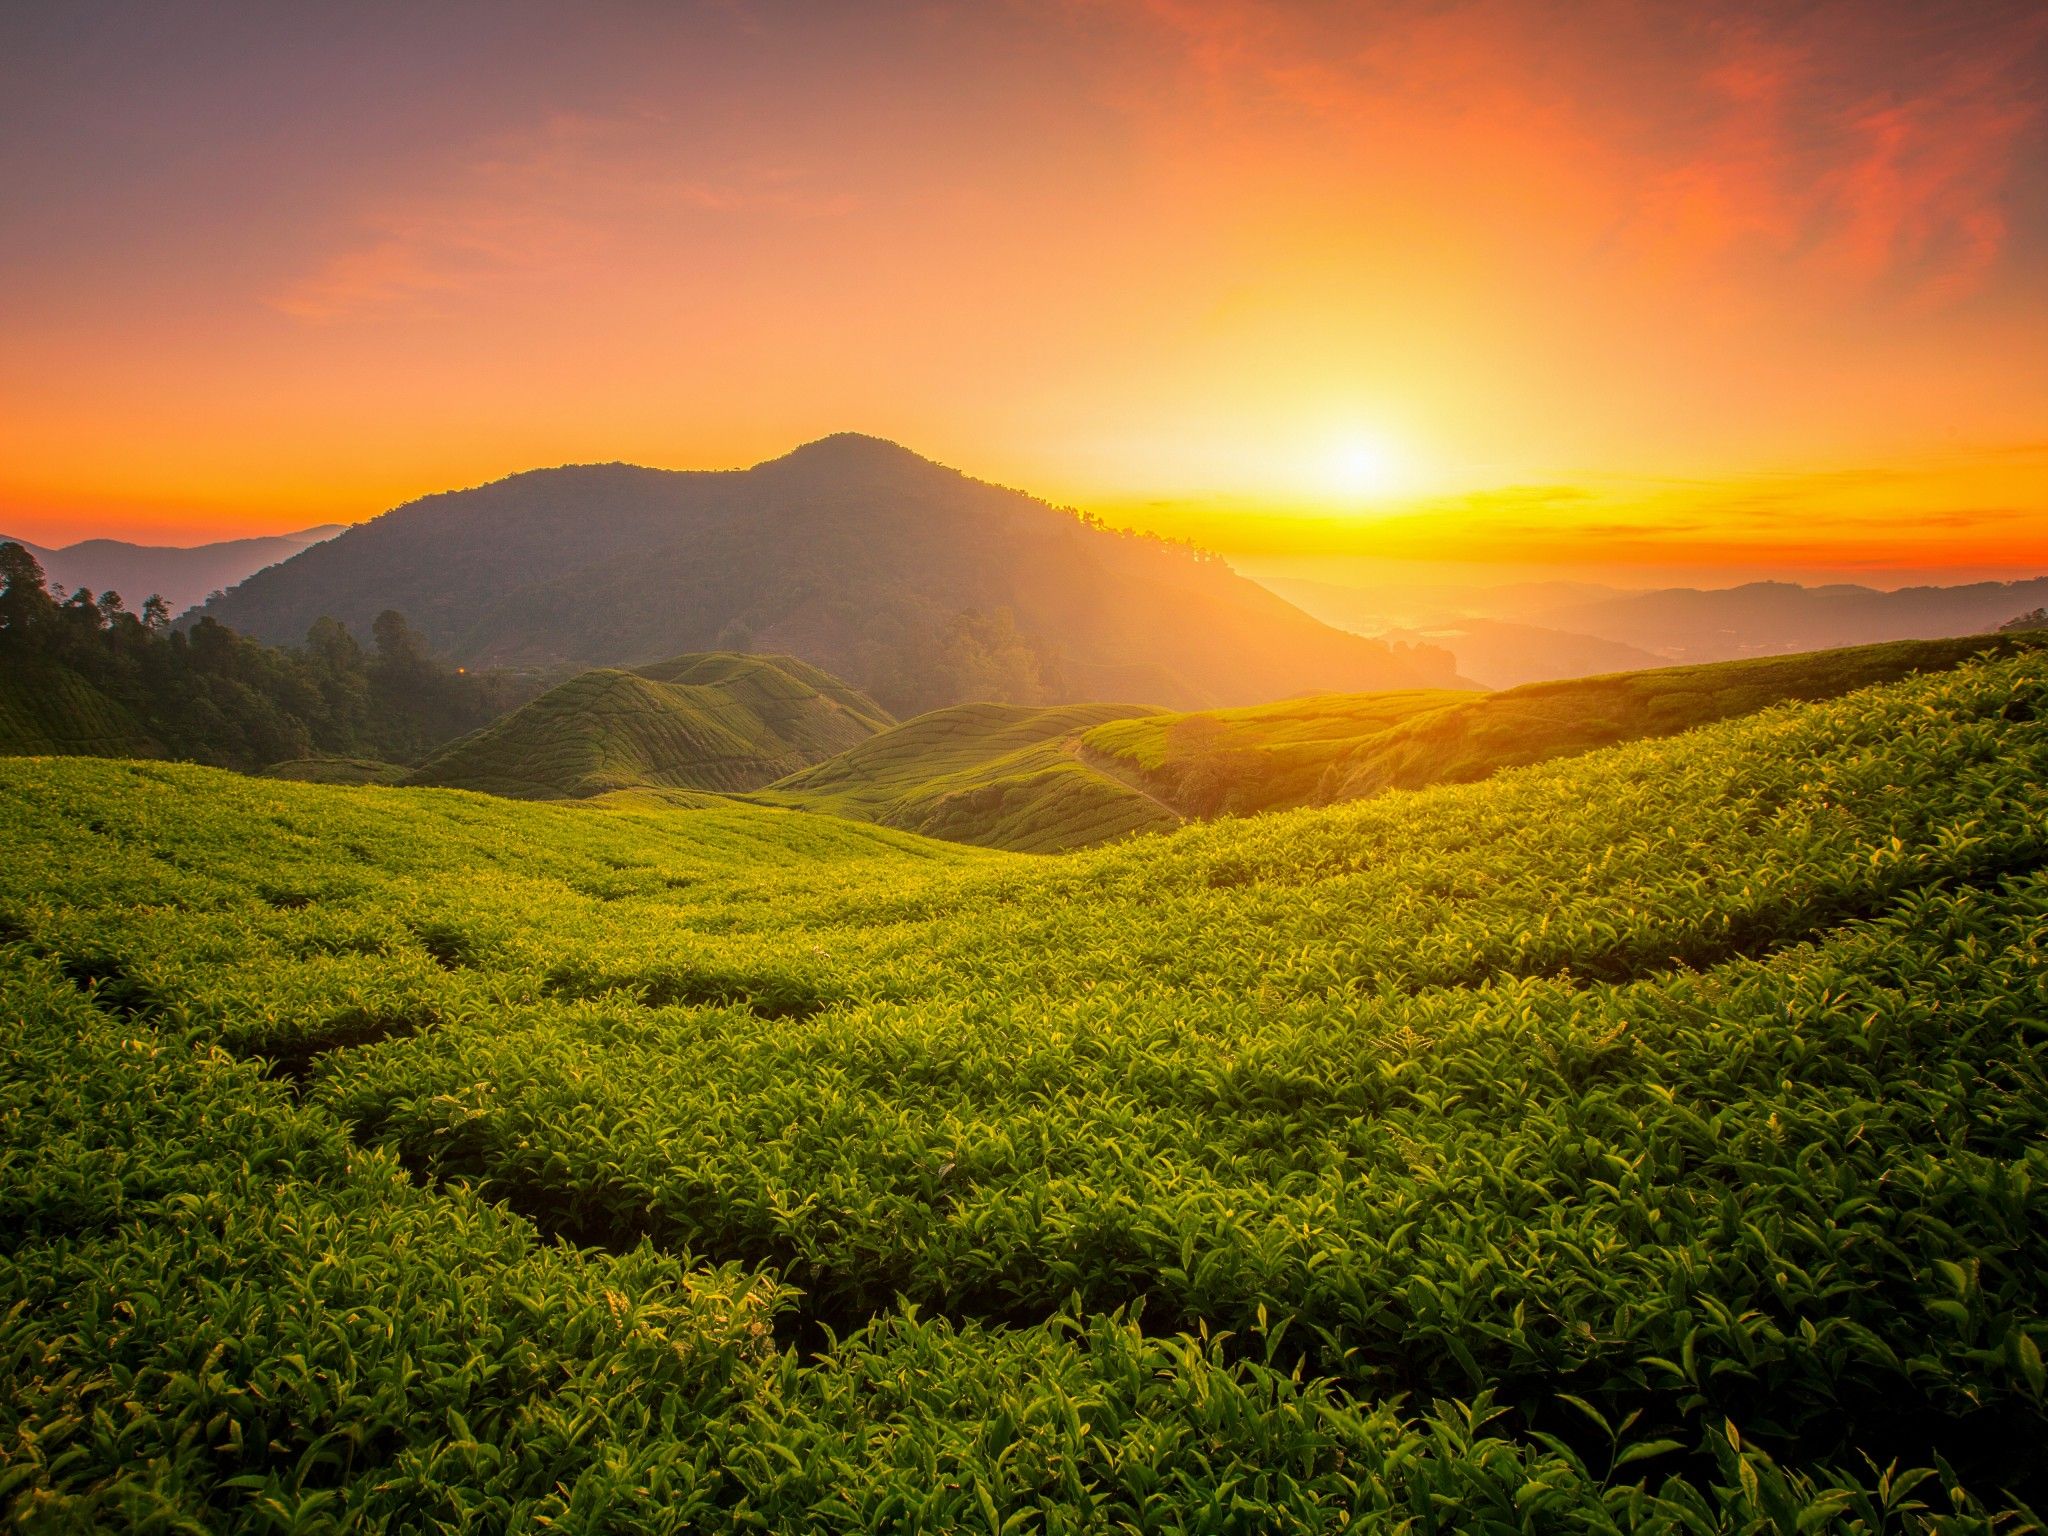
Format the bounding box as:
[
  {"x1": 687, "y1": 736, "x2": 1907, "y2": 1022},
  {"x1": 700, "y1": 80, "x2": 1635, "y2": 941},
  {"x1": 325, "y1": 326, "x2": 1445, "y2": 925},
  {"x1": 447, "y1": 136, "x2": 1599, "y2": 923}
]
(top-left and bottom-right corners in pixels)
[
  {"x1": 1259, "y1": 575, "x2": 1660, "y2": 687},
  {"x1": 1257, "y1": 573, "x2": 1630, "y2": 635},
  {"x1": 1532, "y1": 577, "x2": 2048, "y2": 662},
  {"x1": 191, "y1": 435, "x2": 1464, "y2": 713},
  {"x1": 3, "y1": 526, "x2": 345, "y2": 616},
  {"x1": 409, "y1": 651, "x2": 891, "y2": 799},
  {"x1": 1261, "y1": 571, "x2": 2048, "y2": 675},
  {"x1": 759, "y1": 700, "x2": 1177, "y2": 852},
  {"x1": 1379, "y1": 619, "x2": 1663, "y2": 689}
]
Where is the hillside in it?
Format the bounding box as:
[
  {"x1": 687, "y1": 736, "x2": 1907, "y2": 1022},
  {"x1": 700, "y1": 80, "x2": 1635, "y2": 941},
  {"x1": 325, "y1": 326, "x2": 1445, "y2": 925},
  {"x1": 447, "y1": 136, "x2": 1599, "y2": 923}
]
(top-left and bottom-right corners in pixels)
[
  {"x1": 409, "y1": 651, "x2": 890, "y2": 799},
  {"x1": 5, "y1": 651, "x2": 2046, "y2": 1527},
  {"x1": 260, "y1": 755, "x2": 411, "y2": 785},
  {"x1": 760, "y1": 700, "x2": 1178, "y2": 852},
  {"x1": 192, "y1": 435, "x2": 1463, "y2": 713},
  {"x1": 1, "y1": 543, "x2": 535, "y2": 771},
  {"x1": 4, "y1": 525, "x2": 344, "y2": 616},
  {"x1": 1084, "y1": 631, "x2": 2043, "y2": 818},
  {"x1": 0, "y1": 659, "x2": 159, "y2": 758}
]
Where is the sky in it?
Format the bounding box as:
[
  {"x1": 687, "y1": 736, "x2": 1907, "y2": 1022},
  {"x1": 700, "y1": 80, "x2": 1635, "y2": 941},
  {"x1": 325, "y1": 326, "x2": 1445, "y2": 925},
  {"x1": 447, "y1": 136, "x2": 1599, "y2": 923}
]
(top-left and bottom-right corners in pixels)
[{"x1": 3, "y1": 0, "x2": 2046, "y2": 586}]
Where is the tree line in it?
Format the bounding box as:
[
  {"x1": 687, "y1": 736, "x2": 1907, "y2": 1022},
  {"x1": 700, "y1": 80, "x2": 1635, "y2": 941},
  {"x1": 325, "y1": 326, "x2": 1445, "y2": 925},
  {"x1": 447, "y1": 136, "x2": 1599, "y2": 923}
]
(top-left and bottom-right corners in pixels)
[{"x1": 0, "y1": 541, "x2": 535, "y2": 771}]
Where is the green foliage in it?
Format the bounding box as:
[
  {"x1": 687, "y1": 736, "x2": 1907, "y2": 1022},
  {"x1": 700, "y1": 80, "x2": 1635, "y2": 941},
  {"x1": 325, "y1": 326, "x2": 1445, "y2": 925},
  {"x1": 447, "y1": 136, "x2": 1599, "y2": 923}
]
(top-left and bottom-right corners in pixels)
[
  {"x1": 0, "y1": 542, "x2": 535, "y2": 771},
  {"x1": 761, "y1": 699, "x2": 1180, "y2": 851},
  {"x1": 409, "y1": 652, "x2": 892, "y2": 799},
  {"x1": 261, "y1": 756, "x2": 412, "y2": 785},
  {"x1": 1087, "y1": 632, "x2": 2048, "y2": 818},
  {"x1": 5, "y1": 651, "x2": 2048, "y2": 1529},
  {"x1": 0, "y1": 658, "x2": 159, "y2": 758}
]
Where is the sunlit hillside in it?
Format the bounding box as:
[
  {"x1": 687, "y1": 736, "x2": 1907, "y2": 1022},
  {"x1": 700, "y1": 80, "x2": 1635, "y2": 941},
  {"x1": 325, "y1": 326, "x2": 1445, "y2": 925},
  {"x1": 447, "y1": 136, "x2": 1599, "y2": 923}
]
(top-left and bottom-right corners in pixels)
[
  {"x1": 6, "y1": 652, "x2": 2045, "y2": 1528},
  {"x1": 7, "y1": 2, "x2": 2047, "y2": 1529},
  {"x1": 1083, "y1": 633, "x2": 2046, "y2": 821},
  {"x1": 409, "y1": 652, "x2": 890, "y2": 799},
  {"x1": 759, "y1": 699, "x2": 1178, "y2": 852}
]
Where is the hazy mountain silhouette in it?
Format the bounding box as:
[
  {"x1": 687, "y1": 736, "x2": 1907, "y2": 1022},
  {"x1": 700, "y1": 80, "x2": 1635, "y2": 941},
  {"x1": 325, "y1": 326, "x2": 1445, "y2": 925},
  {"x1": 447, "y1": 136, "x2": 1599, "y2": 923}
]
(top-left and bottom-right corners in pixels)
[
  {"x1": 1263, "y1": 571, "x2": 2048, "y2": 676},
  {"x1": 1534, "y1": 578, "x2": 2048, "y2": 660},
  {"x1": 3, "y1": 527, "x2": 345, "y2": 617},
  {"x1": 193, "y1": 435, "x2": 1463, "y2": 713}
]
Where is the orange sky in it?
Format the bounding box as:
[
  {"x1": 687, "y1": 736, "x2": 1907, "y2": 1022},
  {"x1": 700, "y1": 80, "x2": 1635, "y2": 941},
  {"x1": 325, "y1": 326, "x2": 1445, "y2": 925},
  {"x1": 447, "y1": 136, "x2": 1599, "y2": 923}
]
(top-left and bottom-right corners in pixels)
[{"x1": 3, "y1": 0, "x2": 2045, "y2": 584}]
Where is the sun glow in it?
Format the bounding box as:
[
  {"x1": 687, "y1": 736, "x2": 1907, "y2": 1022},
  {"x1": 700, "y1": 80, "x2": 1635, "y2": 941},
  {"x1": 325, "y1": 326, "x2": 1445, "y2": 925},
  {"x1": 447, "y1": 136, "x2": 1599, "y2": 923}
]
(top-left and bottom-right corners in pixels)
[{"x1": 1325, "y1": 433, "x2": 1408, "y2": 502}]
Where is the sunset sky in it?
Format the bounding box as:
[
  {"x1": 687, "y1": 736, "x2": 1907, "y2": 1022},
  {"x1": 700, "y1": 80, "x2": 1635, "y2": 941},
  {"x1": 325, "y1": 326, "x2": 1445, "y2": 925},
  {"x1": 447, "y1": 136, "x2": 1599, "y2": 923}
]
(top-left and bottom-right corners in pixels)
[{"x1": 4, "y1": 0, "x2": 2046, "y2": 584}]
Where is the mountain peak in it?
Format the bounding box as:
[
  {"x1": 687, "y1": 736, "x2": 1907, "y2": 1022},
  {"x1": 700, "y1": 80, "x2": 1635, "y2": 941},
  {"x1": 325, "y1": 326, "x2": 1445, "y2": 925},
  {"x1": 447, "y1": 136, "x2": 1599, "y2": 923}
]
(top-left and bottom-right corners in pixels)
[{"x1": 760, "y1": 433, "x2": 942, "y2": 473}]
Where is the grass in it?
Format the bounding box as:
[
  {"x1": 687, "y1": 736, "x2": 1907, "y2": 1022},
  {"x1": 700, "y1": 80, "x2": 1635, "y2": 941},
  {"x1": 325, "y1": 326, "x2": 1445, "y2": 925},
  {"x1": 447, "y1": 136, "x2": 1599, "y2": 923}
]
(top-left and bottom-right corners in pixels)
[
  {"x1": 759, "y1": 699, "x2": 1180, "y2": 852},
  {"x1": 3, "y1": 649, "x2": 2047, "y2": 1529},
  {"x1": 407, "y1": 651, "x2": 891, "y2": 799}
]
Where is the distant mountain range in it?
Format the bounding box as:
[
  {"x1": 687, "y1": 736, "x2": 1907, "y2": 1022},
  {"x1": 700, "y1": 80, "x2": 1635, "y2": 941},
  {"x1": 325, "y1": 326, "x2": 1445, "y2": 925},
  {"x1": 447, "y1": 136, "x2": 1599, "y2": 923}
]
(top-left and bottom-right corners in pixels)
[
  {"x1": 1535, "y1": 578, "x2": 2048, "y2": 660},
  {"x1": 2, "y1": 526, "x2": 345, "y2": 617},
  {"x1": 191, "y1": 435, "x2": 1464, "y2": 714},
  {"x1": 1263, "y1": 572, "x2": 2048, "y2": 684}
]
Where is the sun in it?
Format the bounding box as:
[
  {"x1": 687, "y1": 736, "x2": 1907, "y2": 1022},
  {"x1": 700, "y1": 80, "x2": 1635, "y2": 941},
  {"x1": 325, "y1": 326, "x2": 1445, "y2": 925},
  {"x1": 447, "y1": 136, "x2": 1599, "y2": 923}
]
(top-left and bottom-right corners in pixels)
[{"x1": 1325, "y1": 432, "x2": 1405, "y2": 500}]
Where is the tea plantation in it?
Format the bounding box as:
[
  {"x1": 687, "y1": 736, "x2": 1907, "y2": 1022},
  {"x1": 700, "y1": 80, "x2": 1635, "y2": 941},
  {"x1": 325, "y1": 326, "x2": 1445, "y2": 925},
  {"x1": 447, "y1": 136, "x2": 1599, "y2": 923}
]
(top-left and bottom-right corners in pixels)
[
  {"x1": 759, "y1": 700, "x2": 1179, "y2": 851},
  {"x1": 1081, "y1": 632, "x2": 2048, "y2": 821},
  {"x1": 3, "y1": 650, "x2": 2046, "y2": 1532}
]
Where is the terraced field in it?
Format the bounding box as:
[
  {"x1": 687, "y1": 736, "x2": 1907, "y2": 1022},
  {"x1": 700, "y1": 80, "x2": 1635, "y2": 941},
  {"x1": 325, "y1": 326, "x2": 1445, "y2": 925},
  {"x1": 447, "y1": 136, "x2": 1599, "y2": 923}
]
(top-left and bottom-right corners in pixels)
[
  {"x1": 4, "y1": 650, "x2": 2046, "y2": 1530},
  {"x1": 760, "y1": 700, "x2": 1180, "y2": 851},
  {"x1": 261, "y1": 755, "x2": 411, "y2": 785},
  {"x1": 0, "y1": 659, "x2": 158, "y2": 758},
  {"x1": 409, "y1": 651, "x2": 891, "y2": 798}
]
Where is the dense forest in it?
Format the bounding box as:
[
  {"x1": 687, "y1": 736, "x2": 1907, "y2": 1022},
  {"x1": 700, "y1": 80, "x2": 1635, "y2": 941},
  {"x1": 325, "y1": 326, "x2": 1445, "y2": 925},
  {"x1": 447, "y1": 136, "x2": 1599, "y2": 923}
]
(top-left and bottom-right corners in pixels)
[{"x1": 0, "y1": 541, "x2": 534, "y2": 771}]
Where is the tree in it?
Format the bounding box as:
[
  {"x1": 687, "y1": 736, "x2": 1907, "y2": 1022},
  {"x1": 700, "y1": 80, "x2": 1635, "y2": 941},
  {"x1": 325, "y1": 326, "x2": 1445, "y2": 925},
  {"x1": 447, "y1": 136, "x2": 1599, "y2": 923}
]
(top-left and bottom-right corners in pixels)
[
  {"x1": 372, "y1": 609, "x2": 432, "y2": 671},
  {"x1": 0, "y1": 542, "x2": 58, "y2": 642}
]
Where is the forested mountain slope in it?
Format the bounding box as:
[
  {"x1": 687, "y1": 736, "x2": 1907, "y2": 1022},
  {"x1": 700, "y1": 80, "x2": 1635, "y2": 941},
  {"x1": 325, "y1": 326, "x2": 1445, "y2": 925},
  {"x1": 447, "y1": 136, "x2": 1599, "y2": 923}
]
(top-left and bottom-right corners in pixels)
[{"x1": 194, "y1": 435, "x2": 1462, "y2": 714}]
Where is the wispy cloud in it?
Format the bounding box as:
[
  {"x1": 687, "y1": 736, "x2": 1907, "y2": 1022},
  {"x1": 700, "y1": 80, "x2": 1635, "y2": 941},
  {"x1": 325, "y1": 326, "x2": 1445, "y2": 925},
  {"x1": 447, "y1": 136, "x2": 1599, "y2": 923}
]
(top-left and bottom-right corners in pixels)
[
  {"x1": 1065, "y1": 0, "x2": 2048, "y2": 307},
  {"x1": 269, "y1": 111, "x2": 855, "y2": 323}
]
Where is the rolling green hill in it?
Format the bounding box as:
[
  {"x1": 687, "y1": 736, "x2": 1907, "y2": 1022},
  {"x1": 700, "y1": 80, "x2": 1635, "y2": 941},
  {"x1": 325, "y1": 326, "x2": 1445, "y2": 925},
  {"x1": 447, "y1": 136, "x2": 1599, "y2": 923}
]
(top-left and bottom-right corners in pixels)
[
  {"x1": 760, "y1": 700, "x2": 1179, "y2": 852},
  {"x1": 1085, "y1": 631, "x2": 2044, "y2": 819},
  {"x1": 4, "y1": 651, "x2": 2046, "y2": 1528},
  {"x1": 0, "y1": 659, "x2": 159, "y2": 759},
  {"x1": 408, "y1": 651, "x2": 891, "y2": 799}
]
